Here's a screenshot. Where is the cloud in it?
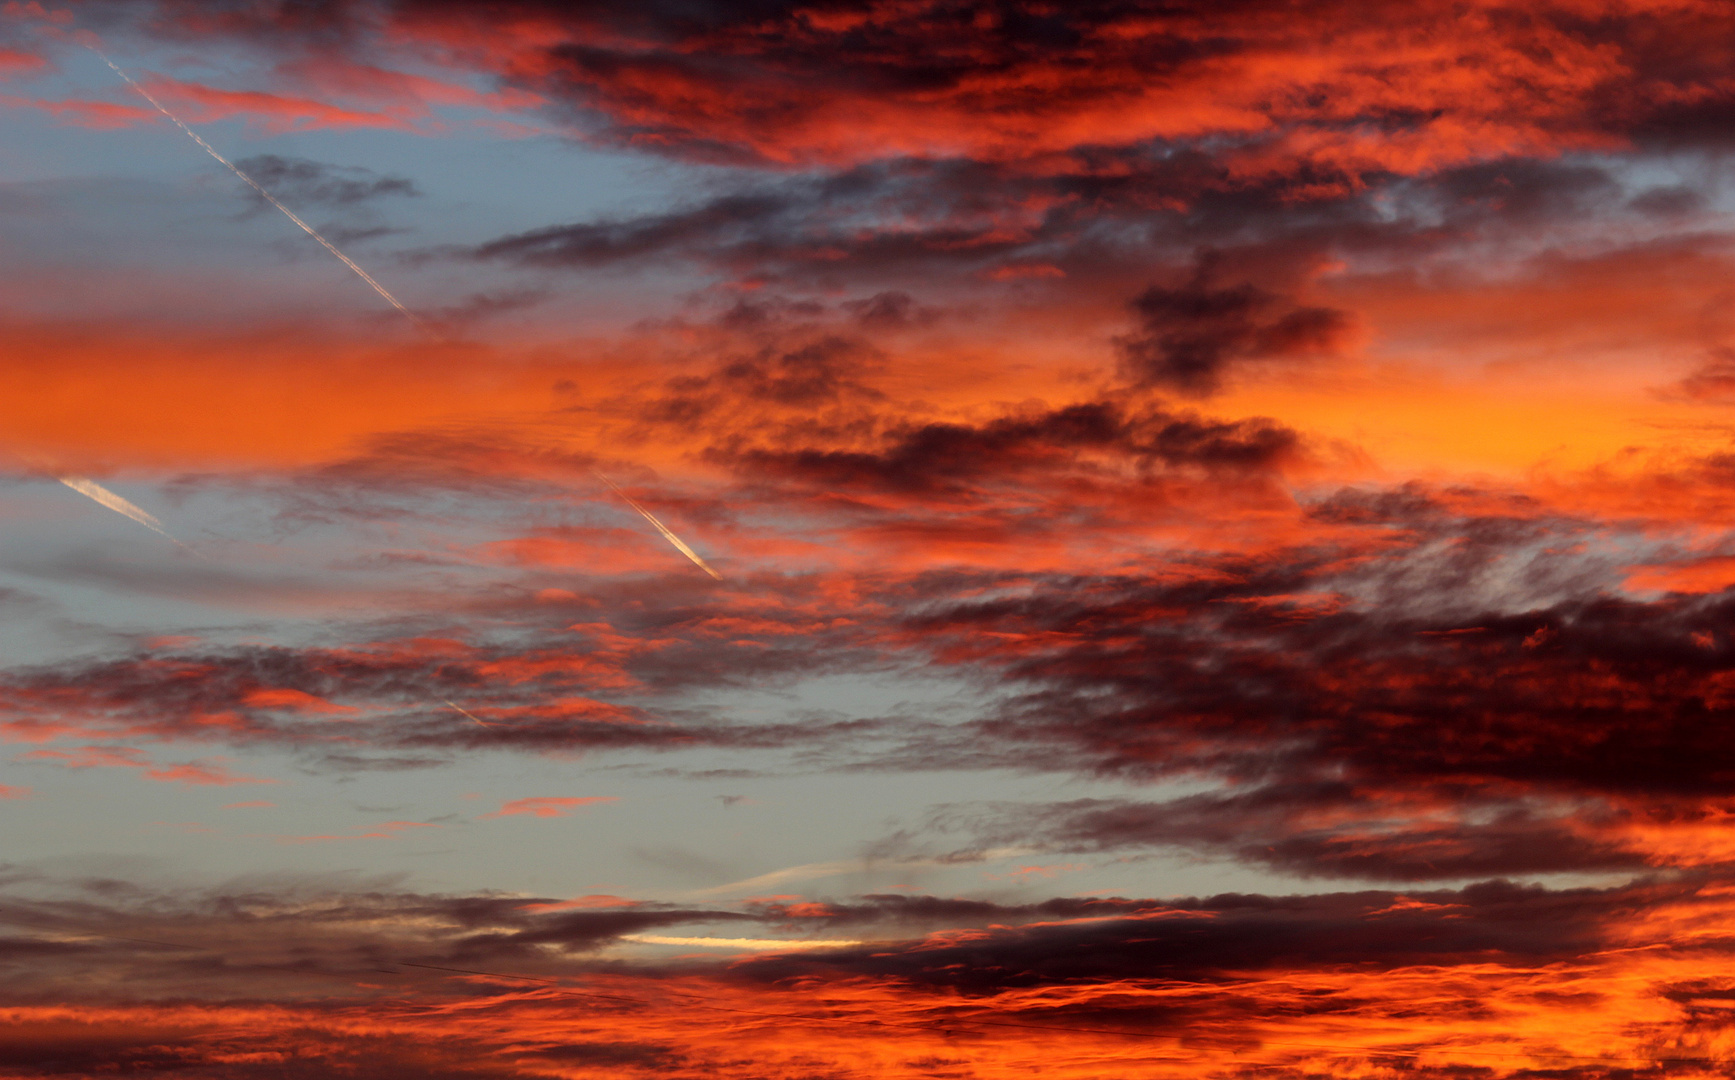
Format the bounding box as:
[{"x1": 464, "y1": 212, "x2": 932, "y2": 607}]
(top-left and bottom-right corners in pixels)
[
  {"x1": 4, "y1": 869, "x2": 1735, "y2": 1075},
  {"x1": 1116, "y1": 257, "x2": 1354, "y2": 396},
  {"x1": 474, "y1": 192, "x2": 793, "y2": 268},
  {"x1": 0, "y1": 46, "x2": 49, "y2": 79},
  {"x1": 142, "y1": 759, "x2": 281, "y2": 786},
  {"x1": 323, "y1": 0, "x2": 1673, "y2": 173},
  {"x1": 141, "y1": 74, "x2": 415, "y2": 133},
  {"x1": 0, "y1": 93, "x2": 158, "y2": 129},
  {"x1": 479, "y1": 796, "x2": 618, "y2": 819},
  {"x1": 621, "y1": 933, "x2": 862, "y2": 950},
  {"x1": 15, "y1": 745, "x2": 279, "y2": 786},
  {"x1": 11, "y1": 455, "x2": 1735, "y2": 892},
  {"x1": 95, "y1": 0, "x2": 1735, "y2": 185},
  {"x1": 276, "y1": 820, "x2": 441, "y2": 843},
  {"x1": 16, "y1": 744, "x2": 149, "y2": 769},
  {"x1": 229, "y1": 154, "x2": 420, "y2": 211},
  {"x1": 718, "y1": 399, "x2": 1302, "y2": 496},
  {"x1": 937, "y1": 789, "x2": 1658, "y2": 882},
  {"x1": 17, "y1": 4, "x2": 1735, "y2": 1073}
]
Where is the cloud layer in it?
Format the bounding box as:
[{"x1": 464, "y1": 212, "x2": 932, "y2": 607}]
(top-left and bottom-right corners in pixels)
[{"x1": 9, "y1": 0, "x2": 1735, "y2": 1075}]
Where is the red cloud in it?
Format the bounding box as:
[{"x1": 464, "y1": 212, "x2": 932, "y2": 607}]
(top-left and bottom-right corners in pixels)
[
  {"x1": 141, "y1": 75, "x2": 416, "y2": 133},
  {"x1": 17, "y1": 745, "x2": 150, "y2": 769},
  {"x1": 480, "y1": 796, "x2": 618, "y2": 819},
  {"x1": 0, "y1": 47, "x2": 48, "y2": 78},
  {"x1": 0, "y1": 94, "x2": 159, "y2": 129},
  {"x1": 16, "y1": 746, "x2": 278, "y2": 786},
  {"x1": 0, "y1": 784, "x2": 31, "y2": 799},
  {"x1": 142, "y1": 760, "x2": 281, "y2": 787},
  {"x1": 1, "y1": 2, "x2": 71, "y2": 25}
]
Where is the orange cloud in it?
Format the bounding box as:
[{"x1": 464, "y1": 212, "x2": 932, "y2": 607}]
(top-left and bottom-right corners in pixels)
[
  {"x1": 275, "y1": 821, "x2": 441, "y2": 843},
  {"x1": 518, "y1": 894, "x2": 642, "y2": 912},
  {"x1": 480, "y1": 796, "x2": 618, "y2": 819}
]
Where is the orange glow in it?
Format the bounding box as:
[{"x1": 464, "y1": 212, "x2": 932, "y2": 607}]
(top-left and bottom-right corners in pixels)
[{"x1": 12, "y1": 2, "x2": 1735, "y2": 1074}]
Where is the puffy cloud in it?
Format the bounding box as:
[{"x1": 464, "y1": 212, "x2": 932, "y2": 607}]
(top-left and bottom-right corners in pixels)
[{"x1": 1117, "y1": 261, "x2": 1354, "y2": 396}]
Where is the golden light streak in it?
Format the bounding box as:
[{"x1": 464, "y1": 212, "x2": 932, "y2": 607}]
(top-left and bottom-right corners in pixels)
[
  {"x1": 440, "y1": 699, "x2": 493, "y2": 727},
  {"x1": 89, "y1": 48, "x2": 433, "y2": 336},
  {"x1": 57, "y1": 475, "x2": 197, "y2": 554},
  {"x1": 594, "y1": 473, "x2": 723, "y2": 579},
  {"x1": 690, "y1": 847, "x2": 1038, "y2": 897},
  {"x1": 621, "y1": 934, "x2": 864, "y2": 950}
]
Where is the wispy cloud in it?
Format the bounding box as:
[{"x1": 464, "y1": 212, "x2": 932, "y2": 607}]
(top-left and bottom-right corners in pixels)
[{"x1": 480, "y1": 796, "x2": 618, "y2": 820}]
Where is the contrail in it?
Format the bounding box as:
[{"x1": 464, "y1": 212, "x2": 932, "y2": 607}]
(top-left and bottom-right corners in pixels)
[
  {"x1": 85, "y1": 47, "x2": 727, "y2": 579},
  {"x1": 58, "y1": 476, "x2": 197, "y2": 553},
  {"x1": 441, "y1": 700, "x2": 493, "y2": 727},
  {"x1": 89, "y1": 47, "x2": 432, "y2": 335},
  {"x1": 594, "y1": 473, "x2": 723, "y2": 580}
]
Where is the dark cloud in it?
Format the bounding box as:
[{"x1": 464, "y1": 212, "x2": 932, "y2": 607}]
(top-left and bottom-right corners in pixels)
[
  {"x1": 1117, "y1": 255, "x2": 1352, "y2": 395},
  {"x1": 425, "y1": 289, "x2": 549, "y2": 333},
  {"x1": 900, "y1": 567, "x2": 1718, "y2": 794},
  {"x1": 474, "y1": 193, "x2": 792, "y2": 268},
  {"x1": 939, "y1": 789, "x2": 1654, "y2": 882},
  {"x1": 718, "y1": 400, "x2": 1300, "y2": 496},
  {"x1": 3, "y1": 869, "x2": 1733, "y2": 1074},
  {"x1": 0, "y1": 877, "x2": 750, "y2": 999},
  {"x1": 653, "y1": 334, "x2": 883, "y2": 423},
  {"x1": 91, "y1": 2, "x2": 1735, "y2": 176},
  {"x1": 735, "y1": 877, "x2": 1639, "y2": 992},
  {"x1": 231, "y1": 154, "x2": 419, "y2": 210},
  {"x1": 0, "y1": 630, "x2": 895, "y2": 760},
  {"x1": 1674, "y1": 347, "x2": 1735, "y2": 401},
  {"x1": 48, "y1": 1, "x2": 1727, "y2": 321},
  {"x1": 841, "y1": 290, "x2": 933, "y2": 329},
  {"x1": 0, "y1": 871, "x2": 1682, "y2": 997}
]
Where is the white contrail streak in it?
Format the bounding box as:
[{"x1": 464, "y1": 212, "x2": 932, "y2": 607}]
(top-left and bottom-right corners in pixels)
[
  {"x1": 58, "y1": 476, "x2": 196, "y2": 553},
  {"x1": 90, "y1": 48, "x2": 432, "y2": 335},
  {"x1": 594, "y1": 473, "x2": 723, "y2": 580},
  {"x1": 441, "y1": 700, "x2": 494, "y2": 727}
]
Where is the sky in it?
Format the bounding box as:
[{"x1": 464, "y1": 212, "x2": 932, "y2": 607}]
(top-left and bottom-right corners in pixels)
[{"x1": 8, "y1": 0, "x2": 1735, "y2": 1076}]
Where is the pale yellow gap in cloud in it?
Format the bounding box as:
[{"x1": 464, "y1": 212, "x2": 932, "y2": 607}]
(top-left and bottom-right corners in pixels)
[
  {"x1": 689, "y1": 847, "x2": 1036, "y2": 898},
  {"x1": 621, "y1": 935, "x2": 862, "y2": 950}
]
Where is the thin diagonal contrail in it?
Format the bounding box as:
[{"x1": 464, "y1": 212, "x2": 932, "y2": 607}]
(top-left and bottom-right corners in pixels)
[
  {"x1": 594, "y1": 473, "x2": 723, "y2": 580},
  {"x1": 58, "y1": 476, "x2": 199, "y2": 555},
  {"x1": 441, "y1": 700, "x2": 494, "y2": 727},
  {"x1": 89, "y1": 48, "x2": 432, "y2": 335},
  {"x1": 86, "y1": 47, "x2": 728, "y2": 578}
]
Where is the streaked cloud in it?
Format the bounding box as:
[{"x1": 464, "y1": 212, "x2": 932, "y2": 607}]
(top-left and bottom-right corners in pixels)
[{"x1": 480, "y1": 796, "x2": 618, "y2": 820}]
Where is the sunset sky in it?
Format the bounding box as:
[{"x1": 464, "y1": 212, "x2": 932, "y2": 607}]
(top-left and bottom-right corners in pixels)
[{"x1": 10, "y1": 1, "x2": 1735, "y2": 1076}]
